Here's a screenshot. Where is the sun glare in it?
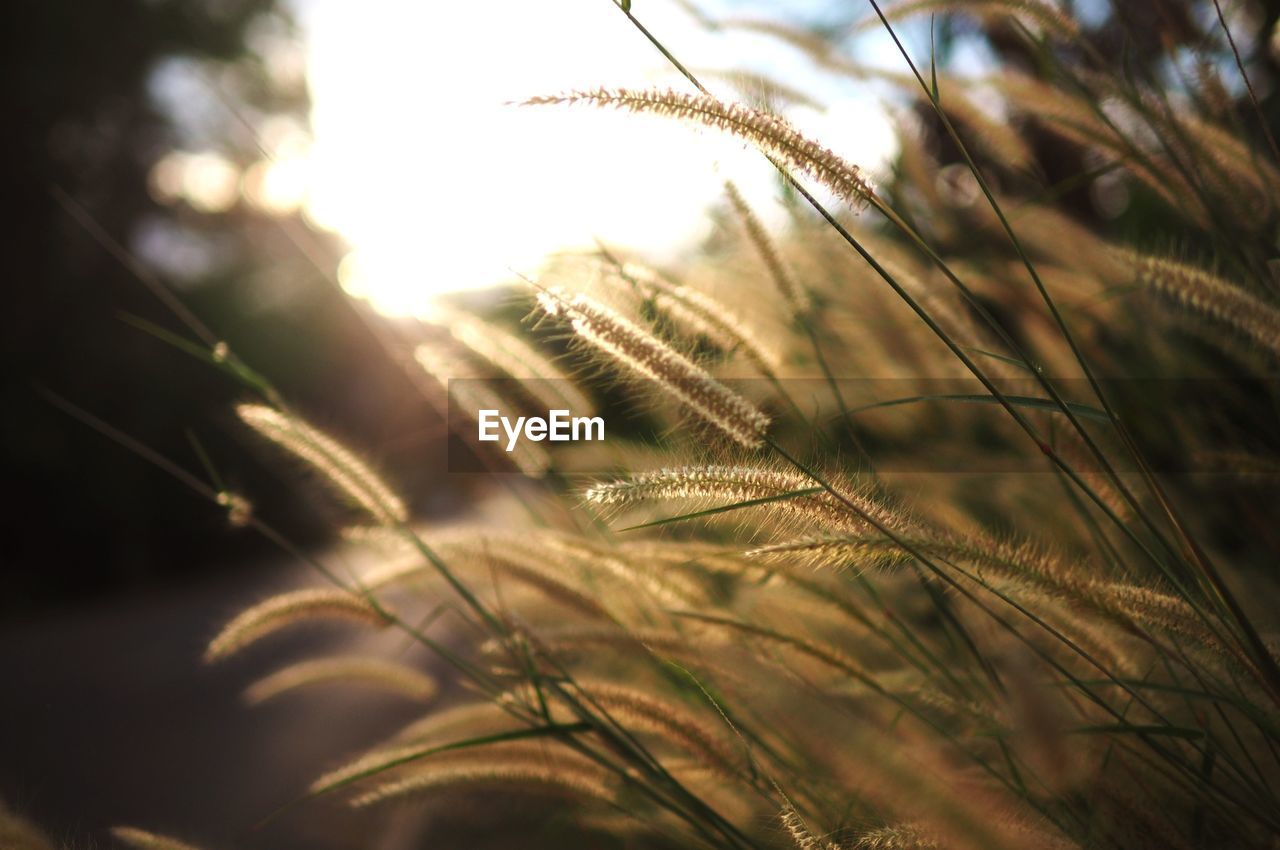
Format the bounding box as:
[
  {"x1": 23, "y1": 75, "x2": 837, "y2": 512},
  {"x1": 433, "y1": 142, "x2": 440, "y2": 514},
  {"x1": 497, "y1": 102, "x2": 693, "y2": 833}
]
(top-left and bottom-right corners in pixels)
[{"x1": 293, "y1": 0, "x2": 899, "y2": 317}]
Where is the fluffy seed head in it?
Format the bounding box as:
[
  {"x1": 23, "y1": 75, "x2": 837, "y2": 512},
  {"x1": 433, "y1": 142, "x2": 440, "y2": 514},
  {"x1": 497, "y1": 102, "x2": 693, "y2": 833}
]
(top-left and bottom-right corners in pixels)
[
  {"x1": 584, "y1": 465, "x2": 886, "y2": 533},
  {"x1": 205, "y1": 587, "x2": 385, "y2": 662},
  {"x1": 854, "y1": 823, "x2": 940, "y2": 849},
  {"x1": 0, "y1": 802, "x2": 55, "y2": 850},
  {"x1": 243, "y1": 656, "x2": 438, "y2": 705},
  {"x1": 1125, "y1": 251, "x2": 1280, "y2": 359},
  {"x1": 414, "y1": 341, "x2": 552, "y2": 475},
  {"x1": 522, "y1": 88, "x2": 874, "y2": 208},
  {"x1": 571, "y1": 679, "x2": 742, "y2": 775},
  {"x1": 724, "y1": 181, "x2": 810, "y2": 313},
  {"x1": 311, "y1": 742, "x2": 443, "y2": 793},
  {"x1": 425, "y1": 305, "x2": 594, "y2": 415},
  {"x1": 745, "y1": 534, "x2": 916, "y2": 570},
  {"x1": 537, "y1": 288, "x2": 769, "y2": 447},
  {"x1": 780, "y1": 805, "x2": 838, "y2": 850},
  {"x1": 236, "y1": 404, "x2": 406, "y2": 526},
  {"x1": 108, "y1": 828, "x2": 204, "y2": 850},
  {"x1": 346, "y1": 743, "x2": 615, "y2": 808},
  {"x1": 600, "y1": 259, "x2": 782, "y2": 373},
  {"x1": 867, "y1": 0, "x2": 1079, "y2": 42}
]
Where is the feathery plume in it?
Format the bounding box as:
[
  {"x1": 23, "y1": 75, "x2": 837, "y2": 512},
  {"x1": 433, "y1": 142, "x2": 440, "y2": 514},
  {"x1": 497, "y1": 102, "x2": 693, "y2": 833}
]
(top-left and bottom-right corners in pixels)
[
  {"x1": 496, "y1": 625, "x2": 756, "y2": 689},
  {"x1": 697, "y1": 68, "x2": 827, "y2": 112},
  {"x1": 601, "y1": 259, "x2": 782, "y2": 374},
  {"x1": 1125, "y1": 252, "x2": 1280, "y2": 358},
  {"x1": 541, "y1": 533, "x2": 708, "y2": 608},
  {"x1": 1054, "y1": 435, "x2": 1133, "y2": 523},
  {"x1": 536, "y1": 288, "x2": 769, "y2": 447},
  {"x1": 414, "y1": 341, "x2": 551, "y2": 475},
  {"x1": 585, "y1": 465, "x2": 892, "y2": 533},
  {"x1": 0, "y1": 802, "x2": 55, "y2": 850},
  {"x1": 478, "y1": 535, "x2": 628, "y2": 616},
  {"x1": 243, "y1": 656, "x2": 437, "y2": 705},
  {"x1": 312, "y1": 705, "x2": 537, "y2": 793},
  {"x1": 619, "y1": 539, "x2": 771, "y2": 582},
  {"x1": 993, "y1": 73, "x2": 1117, "y2": 148},
  {"x1": 906, "y1": 78, "x2": 1033, "y2": 172},
  {"x1": 349, "y1": 761, "x2": 616, "y2": 808},
  {"x1": 864, "y1": 0, "x2": 1079, "y2": 42},
  {"x1": 311, "y1": 743, "x2": 437, "y2": 793},
  {"x1": 572, "y1": 679, "x2": 742, "y2": 775},
  {"x1": 723, "y1": 181, "x2": 810, "y2": 313},
  {"x1": 425, "y1": 306, "x2": 595, "y2": 415},
  {"x1": 348, "y1": 744, "x2": 615, "y2": 808},
  {"x1": 995, "y1": 73, "x2": 1205, "y2": 222},
  {"x1": 684, "y1": 613, "x2": 868, "y2": 679},
  {"x1": 822, "y1": 63, "x2": 1034, "y2": 172},
  {"x1": 236, "y1": 404, "x2": 406, "y2": 526},
  {"x1": 780, "y1": 805, "x2": 839, "y2": 850},
  {"x1": 854, "y1": 823, "x2": 939, "y2": 849},
  {"x1": 745, "y1": 534, "x2": 915, "y2": 570},
  {"x1": 391, "y1": 702, "x2": 516, "y2": 745},
  {"x1": 522, "y1": 88, "x2": 874, "y2": 208},
  {"x1": 718, "y1": 18, "x2": 839, "y2": 63},
  {"x1": 109, "y1": 827, "x2": 204, "y2": 850},
  {"x1": 499, "y1": 626, "x2": 699, "y2": 659},
  {"x1": 365, "y1": 530, "x2": 699, "y2": 611},
  {"x1": 1099, "y1": 583, "x2": 1236, "y2": 659},
  {"x1": 205, "y1": 588, "x2": 385, "y2": 662},
  {"x1": 1143, "y1": 94, "x2": 1280, "y2": 220}
]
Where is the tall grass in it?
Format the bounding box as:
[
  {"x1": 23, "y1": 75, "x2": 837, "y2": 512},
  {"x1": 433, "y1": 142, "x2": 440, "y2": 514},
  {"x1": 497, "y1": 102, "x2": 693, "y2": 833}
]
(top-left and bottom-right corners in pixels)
[{"x1": 41, "y1": 1, "x2": 1280, "y2": 848}]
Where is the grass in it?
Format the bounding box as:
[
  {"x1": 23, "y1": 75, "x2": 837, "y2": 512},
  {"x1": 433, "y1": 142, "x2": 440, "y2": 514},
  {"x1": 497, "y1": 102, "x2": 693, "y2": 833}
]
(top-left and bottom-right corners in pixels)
[{"x1": 17, "y1": 1, "x2": 1280, "y2": 848}]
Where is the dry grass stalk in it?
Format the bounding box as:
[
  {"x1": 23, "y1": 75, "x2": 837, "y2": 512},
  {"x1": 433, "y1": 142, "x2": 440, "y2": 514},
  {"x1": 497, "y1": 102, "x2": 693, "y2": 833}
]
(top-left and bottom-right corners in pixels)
[
  {"x1": 522, "y1": 88, "x2": 874, "y2": 208},
  {"x1": 691, "y1": 614, "x2": 869, "y2": 680},
  {"x1": 571, "y1": 679, "x2": 742, "y2": 776},
  {"x1": 243, "y1": 655, "x2": 438, "y2": 704},
  {"x1": 853, "y1": 823, "x2": 939, "y2": 849},
  {"x1": 311, "y1": 742, "x2": 438, "y2": 793},
  {"x1": 780, "y1": 805, "x2": 839, "y2": 850},
  {"x1": 745, "y1": 535, "x2": 916, "y2": 571},
  {"x1": 697, "y1": 68, "x2": 827, "y2": 111},
  {"x1": 414, "y1": 341, "x2": 552, "y2": 474},
  {"x1": 723, "y1": 181, "x2": 810, "y2": 314},
  {"x1": 426, "y1": 306, "x2": 595, "y2": 415},
  {"x1": 585, "y1": 465, "x2": 892, "y2": 533},
  {"x1": 347, "y1": 743, "x2": 616, "y2": 808},
  {"x1": 537, "y1": 288, "x2": 770, "y2": 447},
  {"x1": 602, "y1": 259, "x2": 782, "y2": 374},
  {"x1": 108, "y1": 827, "x2": 205, "y2": 850},
  {"x1": 0, "y1": 803, "x2": 55, "y2": 850},
  {"x1": 236, "y1": 403, "x2": 406, "y2": 526},
  {"x1": 717, "y1": 17, "x2": 838, "y2": 64},
  {"x1": 537, "y1": 532, "x2": 709, "y2": 608},
  {"x1": 1126, "y1": 252, "x2": 1280, "y2": 358},
  {"x1": 391, "y1": 702, "x2": 516, "y2": 745},
  {"x1": 825, "y1": 64, "x2": 1034, "y2": 171},
  {"x1": 205, "y1": 588, "x2": 385, "y2": 662},
  {"x1": 865, "y1": 0, "x2": 1080, "y2": 41},
  {"x1": 994, "y1": 74, "x2": 1207, "y2": 222}
]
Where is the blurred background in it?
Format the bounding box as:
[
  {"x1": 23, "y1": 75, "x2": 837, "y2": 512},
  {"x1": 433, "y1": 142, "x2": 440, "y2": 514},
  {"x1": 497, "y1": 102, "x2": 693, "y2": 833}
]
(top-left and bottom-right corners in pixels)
[{"x1": 3, "y1": 0, "x2": 1278, "y2": 847}]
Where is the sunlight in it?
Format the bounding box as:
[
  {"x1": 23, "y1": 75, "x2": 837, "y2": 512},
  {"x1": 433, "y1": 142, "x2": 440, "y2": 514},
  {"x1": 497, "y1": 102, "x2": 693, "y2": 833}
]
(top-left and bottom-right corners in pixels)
[{"x1": 293, "y1": 0, "x2": 900, "y2": 317}]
